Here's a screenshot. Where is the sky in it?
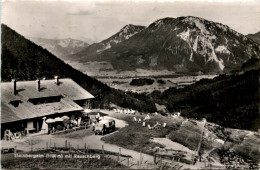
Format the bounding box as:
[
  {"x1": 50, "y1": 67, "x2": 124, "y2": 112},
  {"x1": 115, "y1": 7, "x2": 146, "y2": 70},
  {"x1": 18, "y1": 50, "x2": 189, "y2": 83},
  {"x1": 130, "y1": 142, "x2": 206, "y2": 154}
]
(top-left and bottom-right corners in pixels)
[{"x1": 1, "y1": 0, "x2": 260, "y2": 43}]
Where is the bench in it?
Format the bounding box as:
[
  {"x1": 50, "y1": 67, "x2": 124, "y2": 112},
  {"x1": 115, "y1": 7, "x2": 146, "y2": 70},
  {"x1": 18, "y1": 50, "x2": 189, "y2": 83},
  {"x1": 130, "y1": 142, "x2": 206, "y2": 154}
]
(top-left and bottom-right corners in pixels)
[{"x1": 2, "y1": 146, "x2": 15, "y2": 153}]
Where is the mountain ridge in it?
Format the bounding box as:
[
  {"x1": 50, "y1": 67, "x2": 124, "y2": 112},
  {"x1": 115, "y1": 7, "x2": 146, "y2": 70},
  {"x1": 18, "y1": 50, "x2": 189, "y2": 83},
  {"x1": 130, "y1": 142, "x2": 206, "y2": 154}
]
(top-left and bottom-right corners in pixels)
[
  {"x1": 28, "y1": 37, "x2": 89, "y2": 60},
  {"x1": 64, "y1": 24, "x2": 146, "y2": 62},
  {"x1": 247, "y1": 31, "x2": 260, "y2": 44},
  {"x1": 70, "y1": 16, "x2": 260, "y2": 74}
]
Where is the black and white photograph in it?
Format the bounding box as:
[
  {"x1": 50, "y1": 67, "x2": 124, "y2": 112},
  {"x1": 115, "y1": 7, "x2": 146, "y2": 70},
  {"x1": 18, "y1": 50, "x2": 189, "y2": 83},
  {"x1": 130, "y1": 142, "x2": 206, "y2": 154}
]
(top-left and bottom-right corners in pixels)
[{"x1": 1, "y1": 0, "x2": 260, "y2": 169}]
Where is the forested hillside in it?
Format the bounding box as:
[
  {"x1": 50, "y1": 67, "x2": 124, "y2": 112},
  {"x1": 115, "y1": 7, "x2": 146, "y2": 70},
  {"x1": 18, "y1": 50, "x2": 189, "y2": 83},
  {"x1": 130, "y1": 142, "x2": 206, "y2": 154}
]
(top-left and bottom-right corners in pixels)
[{"x1": 150, "y1": 69, "x2": 260, "y2": 130}]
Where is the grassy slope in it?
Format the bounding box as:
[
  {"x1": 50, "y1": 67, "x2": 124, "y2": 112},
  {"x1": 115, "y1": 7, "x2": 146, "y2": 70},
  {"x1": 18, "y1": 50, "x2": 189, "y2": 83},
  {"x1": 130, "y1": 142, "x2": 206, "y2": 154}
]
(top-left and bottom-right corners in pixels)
[
  {"x1": 1, "y1": 24, "x2": 156, "y2": 112},
  {"x1": 102, "y1": 114, "x2": 183, "y2": 155},
  {"x1": 102, "y1": 113, "x2": 260, "y2": 162},
  {"x1": 168, "y1": 120, "x2": 212, "y2": 152}
]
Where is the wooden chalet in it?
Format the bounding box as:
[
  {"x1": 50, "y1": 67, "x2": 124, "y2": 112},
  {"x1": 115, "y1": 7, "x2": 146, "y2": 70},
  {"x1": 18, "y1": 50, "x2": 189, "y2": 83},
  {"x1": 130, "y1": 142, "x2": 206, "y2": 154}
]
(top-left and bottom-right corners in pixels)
[{"x1": 1, "y1": 77, "x2": 94, "y2": 138}]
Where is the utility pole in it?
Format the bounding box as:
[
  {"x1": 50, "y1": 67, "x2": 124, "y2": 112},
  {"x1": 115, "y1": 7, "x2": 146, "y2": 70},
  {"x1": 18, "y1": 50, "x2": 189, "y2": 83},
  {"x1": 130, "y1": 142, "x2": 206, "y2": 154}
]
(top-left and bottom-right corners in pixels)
[
  {"x1": 223, "y1": 71, "x2": 227, "y2": 104},
  {"x1": 192, "y1": 118, "x2": 206, "y2": 164}
]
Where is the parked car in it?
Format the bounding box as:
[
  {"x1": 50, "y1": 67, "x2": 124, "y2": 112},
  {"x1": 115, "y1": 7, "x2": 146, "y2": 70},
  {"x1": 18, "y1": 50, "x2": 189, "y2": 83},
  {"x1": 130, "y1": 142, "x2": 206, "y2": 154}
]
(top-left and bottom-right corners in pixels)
[{"x1": 94, "y1": 119, "x2": 115, "y2": 135}]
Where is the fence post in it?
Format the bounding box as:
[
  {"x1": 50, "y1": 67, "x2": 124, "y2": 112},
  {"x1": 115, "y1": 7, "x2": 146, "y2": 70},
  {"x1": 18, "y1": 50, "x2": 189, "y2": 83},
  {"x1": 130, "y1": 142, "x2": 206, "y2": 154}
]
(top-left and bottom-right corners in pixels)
[
  {"x1": 139, "y1": 150, "x2": 142, "y2": 168},
  {"x1": 31, "y1": 139, "x2": 33, "y2": 152},
  {"x1": 65, "y1": 140, "x2": 67, "y2": 149},
  {"x1": 204, "y1": 160, "x2": 207, "y2": 170},
  {"x1": 127, "y1": 157, "x2": 129, "y2": 167},
  {"x1": 102, "y1": 145, "x2": 104, "y2": 156},
  {"x1": 87, "y1": 145, "x2": 90, "y2": 163},
  {"x1": 69, "y1": 143, "x2": 71, "y2": 153},
  {"x1": 160, "y1": 163, "x2": 163, "y2": 170},
  {"x1": 14, "y1": 146, "x2": 17, "y2": 154}
]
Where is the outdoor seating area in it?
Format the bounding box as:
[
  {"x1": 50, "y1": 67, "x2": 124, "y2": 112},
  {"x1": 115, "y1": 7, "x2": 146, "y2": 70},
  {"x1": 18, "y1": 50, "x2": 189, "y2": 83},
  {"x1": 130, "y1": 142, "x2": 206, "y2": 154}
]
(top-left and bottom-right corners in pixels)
[
  {"x1": 2, "y1": 112, "x2": 92, "y2": 140},
  {"x1": 48, "y1": 113, "x2": 91, "y2": 135},
  {"x1": 3, "y1": 129, "x2": 23, "y2": 141},
  {"x1": 171, "y1": 112, "x2": 181, "y2": 119},
  {"x1": 133, "y1": 116, "x2": 167, "y2": 130},
  {"x1": 113, "y1": 108, "x2": 136, "y2": 114}
]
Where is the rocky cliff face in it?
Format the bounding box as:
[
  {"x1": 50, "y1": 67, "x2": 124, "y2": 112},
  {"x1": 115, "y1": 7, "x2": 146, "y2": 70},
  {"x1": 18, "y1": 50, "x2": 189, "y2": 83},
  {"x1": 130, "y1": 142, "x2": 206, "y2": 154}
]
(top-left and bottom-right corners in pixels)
[{"x1": 71, "y1": 16, "x2": 260, "y2": 74}]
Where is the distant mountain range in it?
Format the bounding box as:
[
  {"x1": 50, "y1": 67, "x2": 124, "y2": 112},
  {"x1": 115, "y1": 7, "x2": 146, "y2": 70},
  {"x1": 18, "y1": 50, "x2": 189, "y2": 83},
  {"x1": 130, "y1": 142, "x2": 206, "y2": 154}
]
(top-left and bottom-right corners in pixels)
[
  {"x1": 28, "y1": 37, "x2": 89, "y2": 60},
  {"x1": 247, "y1": 31, "x2": 260, "y2": 44},
  {"x1": 63, "y1": 24, "x2": 145, "y2": 61},
  {"x1": 68, "y1": 16, "x2": 260, "y2": 74}
]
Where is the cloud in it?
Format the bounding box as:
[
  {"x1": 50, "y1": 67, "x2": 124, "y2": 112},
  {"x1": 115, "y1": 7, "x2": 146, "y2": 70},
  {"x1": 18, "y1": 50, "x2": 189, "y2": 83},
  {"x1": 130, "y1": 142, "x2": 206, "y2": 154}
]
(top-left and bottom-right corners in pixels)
[{"x1": 67, "y1": 10, "x2": 93, "y2": 16}]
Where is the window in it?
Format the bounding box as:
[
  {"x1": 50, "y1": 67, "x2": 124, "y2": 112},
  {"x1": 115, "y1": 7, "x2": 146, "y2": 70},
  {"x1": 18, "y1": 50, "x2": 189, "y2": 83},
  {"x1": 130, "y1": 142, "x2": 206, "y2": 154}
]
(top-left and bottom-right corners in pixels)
[
  {"x1": 9, "y1": 100, "x2": 23, "y2": 107},
  {"x1": 28, "y1": 95, "x2": 63, "y2": 105}
]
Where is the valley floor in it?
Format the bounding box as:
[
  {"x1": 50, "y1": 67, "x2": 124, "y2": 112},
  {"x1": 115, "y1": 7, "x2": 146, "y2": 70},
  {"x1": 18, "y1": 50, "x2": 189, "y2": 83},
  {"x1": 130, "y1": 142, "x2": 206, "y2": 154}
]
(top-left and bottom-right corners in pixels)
[{"x1": 97, "y1": 74, "x2": 217, "y2": 93}]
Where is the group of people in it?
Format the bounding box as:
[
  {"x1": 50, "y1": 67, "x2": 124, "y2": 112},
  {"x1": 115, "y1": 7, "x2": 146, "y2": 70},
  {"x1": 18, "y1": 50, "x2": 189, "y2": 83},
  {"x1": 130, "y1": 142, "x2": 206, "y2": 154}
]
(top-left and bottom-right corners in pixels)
[
  {"x1": 91, "y1": 113, "x2": 102, "y2": 131},
  {"x1": 50, "y1": 116, "x2": 83, "y2": 134}
]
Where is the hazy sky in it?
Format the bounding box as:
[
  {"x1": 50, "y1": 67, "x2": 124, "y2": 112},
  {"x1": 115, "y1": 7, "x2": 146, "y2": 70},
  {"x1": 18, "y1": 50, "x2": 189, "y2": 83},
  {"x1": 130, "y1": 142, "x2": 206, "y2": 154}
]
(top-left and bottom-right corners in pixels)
[{"x1": 2, "y1": 0, "x2": 260, "y2": 43}]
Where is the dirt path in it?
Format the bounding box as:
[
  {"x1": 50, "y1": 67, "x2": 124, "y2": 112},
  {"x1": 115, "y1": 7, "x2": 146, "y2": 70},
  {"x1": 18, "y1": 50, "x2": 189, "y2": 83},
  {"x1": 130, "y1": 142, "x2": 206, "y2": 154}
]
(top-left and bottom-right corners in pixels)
[
  {"x1": 83, "y1": 115, "x2": 155, "y2": 168},
  {"x1": 151, "y1": 138, "x2": 194, "y2": 154}
]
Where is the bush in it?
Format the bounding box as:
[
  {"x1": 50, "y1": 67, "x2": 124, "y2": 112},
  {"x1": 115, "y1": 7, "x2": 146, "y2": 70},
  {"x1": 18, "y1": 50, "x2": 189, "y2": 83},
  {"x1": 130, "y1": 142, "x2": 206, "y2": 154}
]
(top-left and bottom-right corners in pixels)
[
  {"x1": 129, "y1": 78, "x2": 154, "y2": 86},
  {"x1": 157, "y1": 79, "x2": 166, "y2": 84}
]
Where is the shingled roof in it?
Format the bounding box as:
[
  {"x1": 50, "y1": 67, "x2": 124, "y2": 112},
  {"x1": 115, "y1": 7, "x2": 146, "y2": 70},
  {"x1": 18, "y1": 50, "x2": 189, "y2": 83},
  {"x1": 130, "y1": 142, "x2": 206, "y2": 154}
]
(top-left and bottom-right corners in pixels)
[{"x1": 1, "y1": 78, "x2": 94, "y2": 123}]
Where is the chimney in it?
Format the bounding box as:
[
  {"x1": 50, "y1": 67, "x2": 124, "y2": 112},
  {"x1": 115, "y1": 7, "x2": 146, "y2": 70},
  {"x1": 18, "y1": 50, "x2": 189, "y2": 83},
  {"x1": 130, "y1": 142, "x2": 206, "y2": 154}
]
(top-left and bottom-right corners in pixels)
[
  {"x1": 36, "y1": 79, "x2": 40, "y2": 91},
  {"x1": 12, "y1": 79, "x2": 17, "y2": 95},
  {"x1": 55, "y1": 76, "x2": 59, "y2": 85}
]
